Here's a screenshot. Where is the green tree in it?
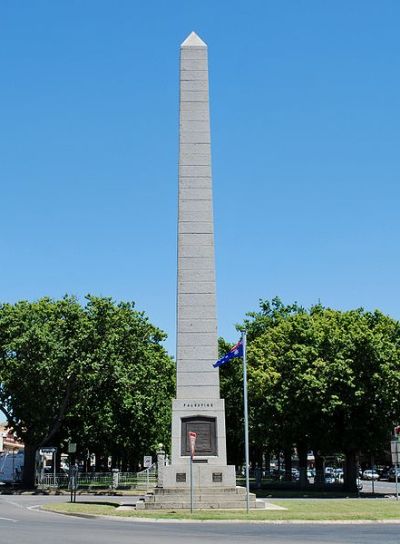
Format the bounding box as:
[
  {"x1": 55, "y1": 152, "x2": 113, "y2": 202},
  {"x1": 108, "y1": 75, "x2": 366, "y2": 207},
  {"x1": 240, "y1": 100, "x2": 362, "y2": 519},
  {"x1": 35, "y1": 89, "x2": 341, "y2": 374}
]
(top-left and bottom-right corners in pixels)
[
  {"x1": 68, "y1": 296, "x2": 174, "y2": 470},
  {"x1": 0, "y1": 296, "x2": 174, "y2": 486},
  {"x1": 218, "y1": 337, "x2": 244, "y2": 467},
  {"x1": 236, "y1": 299, "x2": 400, "y2": 490}
]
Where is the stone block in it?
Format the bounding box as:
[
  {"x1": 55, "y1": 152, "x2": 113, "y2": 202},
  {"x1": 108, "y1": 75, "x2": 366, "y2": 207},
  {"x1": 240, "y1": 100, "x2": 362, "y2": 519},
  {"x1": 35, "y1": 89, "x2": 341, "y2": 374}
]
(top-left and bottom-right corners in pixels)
[
  {"x1": 178, "y1": 364, "x2": 219, "y2": 378},
  {"x1": 179, "y1": 165, "x2": 211, "y2": 177},
  {"x1": 178, "y1": 256, "x2": 214, "y2": 270},
  {"x1": 179, "y1": 233, "x2": 213, "y2": 246},
  {"x1": 180, "y1": 131, "x2": 211, "y2": 144},
  {"x1": 180, "y1": 70, "x2": 208, "y2": 81},
  {"x1": 180, "y1": 79, "x2": 208, "y2": 91},
  {"x1": 179, "y1": 199, "x2": 213, "y2": 212},
  {"x1": 178, "y1": 293, "x2": 215, "y2": 306},
  {"x1": 180, "y1": 48, "x2": 208, "y2": 60},
  {"x1": 178, "y1": 221, "x2": 213, "y2": 234},
  {"x1": 178, "y1": 281, "x2": 215, "y2": 294},
  {"x1": 178, "y1": 318, "x2": 217, "y2": 333},
  {"x1": 180, "y1": 101, "x2": 208, "y2": 112},
  {"x1": 177, "y1": 344, "x2": 217, "y2": 360},
  {"x1": 178, "y1": 304, "x2": 216, "y2": 320},
  {"x1": 179, "y1": 245, "x2": 214, "y2": 260},
  {"x1": 179, "y1": 155, "x2": 211, "y2": 167},
  {"x1": 178, "y1": 267, "x2": 215, "y2": 281},
  {"x1": 180, "y1": 109, "x2": 209, "y2": 121},
  {"x1": 173, "y1": 398, "x2": 225, "y2": 411},
  {"x1": 180, "y1": 59, "x2": 208, "y2": 71},
  {"x1": 178, "y1": 188, "x2": 212, "y2": 201},
  {"x1": 179, "y1": 178, "x2": 212, "y2": 189},
  {"x1": 179, "y1": 209, "x2": 213, "y2": 223},
  {"x1": 177, "y1": 331, "x2": 216, "y2": 346},
  {"x1": 179, "y1": 120, "x2": 210, "y2": 132},
  {"x1": 170, "y1": 403, "x2": 228, "y2": 463},
  {"x1": 177, "y1": 372, "x2": 218, "y2": 387},
  {"x1": 180, "y1": 143, "x2": 210, "y2": 154},
  {"x1": 180, "y1": 90, "x2": 209, "y2": 102},
  {"x1": 176, "y1": 385, "x2": 220, "y2": 400}
]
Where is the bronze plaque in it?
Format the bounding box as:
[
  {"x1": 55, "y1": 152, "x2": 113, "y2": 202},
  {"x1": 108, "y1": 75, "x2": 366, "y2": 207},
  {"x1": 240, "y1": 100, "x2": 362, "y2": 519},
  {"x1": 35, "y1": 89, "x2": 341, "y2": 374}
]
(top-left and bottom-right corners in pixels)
[
  {"x1": 176, "y1": 472, "x2": 186, "y2": 483},
  {"x1": 181, "y1": 416, "x2": 217, "y2": 456},
  {"x1": 212, "y1": 472, "x2": 223, "y2": 483}
]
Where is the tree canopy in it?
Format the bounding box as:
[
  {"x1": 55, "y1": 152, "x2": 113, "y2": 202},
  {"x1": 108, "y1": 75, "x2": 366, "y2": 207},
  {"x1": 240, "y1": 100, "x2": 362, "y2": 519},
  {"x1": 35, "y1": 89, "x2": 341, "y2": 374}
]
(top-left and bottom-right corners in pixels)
[
  {"x1": 0, "y1": 296, "x2": 175, "y2": 485},
  {"x1": 220, "y1": 298, "x2": 400, "y2": 489}
]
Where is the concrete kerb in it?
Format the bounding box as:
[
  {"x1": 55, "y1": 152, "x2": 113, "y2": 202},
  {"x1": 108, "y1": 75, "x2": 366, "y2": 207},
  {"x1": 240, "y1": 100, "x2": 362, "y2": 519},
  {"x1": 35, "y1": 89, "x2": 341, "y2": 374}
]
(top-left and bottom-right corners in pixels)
[{"x1": 37, "y1": 506, "x2": 400, "y2": 524}]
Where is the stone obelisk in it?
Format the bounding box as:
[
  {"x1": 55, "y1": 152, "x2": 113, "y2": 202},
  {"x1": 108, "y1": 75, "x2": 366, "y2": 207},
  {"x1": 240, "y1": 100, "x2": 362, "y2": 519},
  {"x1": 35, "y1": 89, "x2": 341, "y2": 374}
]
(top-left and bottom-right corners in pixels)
[
  {"x1": 138, "y1": 33, "x2": 257, "y2": 508},
  {"x1": 163, "y1": 31, "x2": 235, "y2": 490}
]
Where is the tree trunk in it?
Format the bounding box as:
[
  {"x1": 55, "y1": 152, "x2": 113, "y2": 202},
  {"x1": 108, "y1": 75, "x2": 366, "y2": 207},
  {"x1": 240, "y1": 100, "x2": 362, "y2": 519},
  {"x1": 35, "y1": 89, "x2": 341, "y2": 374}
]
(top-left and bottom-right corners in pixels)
[
  {"x1": 343, "y1": 450, "x2": 358, "y2": 492},
  {"x1": 22, "y1": 443, "x2": 37, "y2": 488},
  {"x1": 56, "y1": 449, "x2": 62, "y2": 473},
  {"x1": 314, "y1": 452, "x2": 324, "y2": 487},
  {"x1": 284, "y1": 449, "x2": 292, "y2": 481},
  {"x1": 297, "y1": 444, "x2": 308, "y2": 488},
  {"x1": 264, "y1": 451, "x2": 271, "y2": 475},
  {"x1": 251, "y1": 445, "x2": 263, "y2": 471}
]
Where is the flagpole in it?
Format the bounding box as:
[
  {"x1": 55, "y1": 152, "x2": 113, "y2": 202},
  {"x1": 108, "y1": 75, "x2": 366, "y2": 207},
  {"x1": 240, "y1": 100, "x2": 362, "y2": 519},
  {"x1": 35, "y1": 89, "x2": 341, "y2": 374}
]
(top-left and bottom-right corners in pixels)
[{"x1": 242, "y1": 330, "x2": 250, "y2": 513}]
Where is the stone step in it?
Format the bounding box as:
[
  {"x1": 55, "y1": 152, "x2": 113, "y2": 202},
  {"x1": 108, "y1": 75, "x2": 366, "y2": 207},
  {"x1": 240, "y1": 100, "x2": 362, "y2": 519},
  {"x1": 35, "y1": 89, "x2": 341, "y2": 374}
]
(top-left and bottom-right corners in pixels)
[
  {"x1": 137, "y1": 500, "x2": 256, "y2": 510},
  {"x1": 143, "y1": 494, "x2": 256, "y2": 503},
  {"x1": 151, "y1": 486, "x2": 250, "y2": 496},
  {"x1": 136, "y1": 485, "x2": 260, "y2": 510},
  {"x1": 136, "y1": 494, "x2": 258, "y2": 510}
]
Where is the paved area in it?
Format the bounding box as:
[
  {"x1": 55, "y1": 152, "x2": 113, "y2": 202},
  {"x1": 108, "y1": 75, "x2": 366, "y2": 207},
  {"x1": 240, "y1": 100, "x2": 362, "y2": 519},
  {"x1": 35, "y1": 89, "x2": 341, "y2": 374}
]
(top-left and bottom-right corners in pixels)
[
  {"x1": 1, "y1": 494, "x2": 400, "y2": 543},
  {"x1": 360, "y1": 480, "x2": 400, "y2": 496}
]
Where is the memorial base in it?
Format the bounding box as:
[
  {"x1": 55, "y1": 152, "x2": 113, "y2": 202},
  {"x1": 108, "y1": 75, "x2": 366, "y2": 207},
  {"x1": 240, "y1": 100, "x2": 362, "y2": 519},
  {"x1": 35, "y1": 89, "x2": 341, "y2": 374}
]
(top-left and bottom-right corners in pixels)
[
  {"x1": 162, "y1": 463, "x2": 236, "y2": 488},
  {"x1": 136, "y1": 484, "x2": 260, "y2": 510}
]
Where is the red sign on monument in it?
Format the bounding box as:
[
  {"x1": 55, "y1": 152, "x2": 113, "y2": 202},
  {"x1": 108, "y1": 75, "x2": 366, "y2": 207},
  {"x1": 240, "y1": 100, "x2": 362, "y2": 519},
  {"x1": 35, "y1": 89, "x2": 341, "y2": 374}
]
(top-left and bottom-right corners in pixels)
[{"x1": 188, "y1": 431, "x2": 197, "y2": 460}]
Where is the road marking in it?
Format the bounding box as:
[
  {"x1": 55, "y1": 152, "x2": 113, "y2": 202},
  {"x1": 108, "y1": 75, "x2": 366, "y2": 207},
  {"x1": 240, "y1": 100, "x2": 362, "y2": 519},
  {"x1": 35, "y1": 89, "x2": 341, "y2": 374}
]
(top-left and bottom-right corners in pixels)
[
  {"x1": 0, "y1": 516, "x2": 17, "y2": 523},
  {"x1": 0, "y1": 497, "x2": 23, "y2": 508}
]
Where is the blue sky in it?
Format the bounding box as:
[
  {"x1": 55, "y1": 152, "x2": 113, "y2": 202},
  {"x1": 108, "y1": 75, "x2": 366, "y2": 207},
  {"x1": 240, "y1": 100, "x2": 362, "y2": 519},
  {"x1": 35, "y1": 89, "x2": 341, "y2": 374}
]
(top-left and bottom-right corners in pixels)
[{"x1": 1, "y1": 0, "x2": 399, "y2": 357}]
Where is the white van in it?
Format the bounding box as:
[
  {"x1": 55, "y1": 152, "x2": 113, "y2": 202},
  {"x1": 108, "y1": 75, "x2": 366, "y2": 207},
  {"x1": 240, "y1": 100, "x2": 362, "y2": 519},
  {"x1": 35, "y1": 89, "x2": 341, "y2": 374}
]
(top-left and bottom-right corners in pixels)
[{"x1": 0, "y1": 450, "x2": 24, "y2": 483}]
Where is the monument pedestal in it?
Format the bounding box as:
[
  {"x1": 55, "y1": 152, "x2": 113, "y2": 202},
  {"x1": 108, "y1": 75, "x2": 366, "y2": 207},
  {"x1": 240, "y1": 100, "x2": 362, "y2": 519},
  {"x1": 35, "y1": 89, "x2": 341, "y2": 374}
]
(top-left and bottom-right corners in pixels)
[
  {"x1": 162, "y1": 463, "x2": 236, "y2": 488},
  {"x1": 136, "y1": 485, "x2": 259, "y2": 510}
]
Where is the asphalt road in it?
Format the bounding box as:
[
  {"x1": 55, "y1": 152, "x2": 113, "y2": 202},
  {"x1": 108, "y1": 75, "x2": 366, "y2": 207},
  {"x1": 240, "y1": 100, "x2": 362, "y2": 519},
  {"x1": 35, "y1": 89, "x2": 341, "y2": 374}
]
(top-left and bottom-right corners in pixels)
[
  {"x1": 1, "y1": 494, "x2": 400, "y2": 544},
  {"x1": 361, "y1": 479, "x2": 400, "y2": 496}
]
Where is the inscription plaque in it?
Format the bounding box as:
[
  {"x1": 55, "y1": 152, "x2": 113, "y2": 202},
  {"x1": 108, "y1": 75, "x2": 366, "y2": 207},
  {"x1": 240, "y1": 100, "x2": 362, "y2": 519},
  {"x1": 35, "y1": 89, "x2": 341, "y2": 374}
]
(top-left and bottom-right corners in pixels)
[
  {"x1": 212, "y1": 472, "x2": 223, "y2": 483},
  {"x1": 181, "y1": 416, "x2": 217, "y2": 456},
  {"x1": 176, "y1": 472, "x2": 186, "y2": 483}
]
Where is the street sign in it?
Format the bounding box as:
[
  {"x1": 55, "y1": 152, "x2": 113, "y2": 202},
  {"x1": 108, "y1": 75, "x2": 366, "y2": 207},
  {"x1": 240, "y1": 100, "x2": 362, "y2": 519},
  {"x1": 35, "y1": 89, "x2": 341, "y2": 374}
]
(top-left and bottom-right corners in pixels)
[
  {"x1": 143, "y1": 456, "x2": 152, "y2": 468},
  {"x1": 39, "y1": 447, "x2": 57, "y2": 455},
  {"x1": 68, "y1": 442, "x2": 77, "y2": 454},
  {"x1": 391, "y1": 437, "x2": 400, "y2": 465}
]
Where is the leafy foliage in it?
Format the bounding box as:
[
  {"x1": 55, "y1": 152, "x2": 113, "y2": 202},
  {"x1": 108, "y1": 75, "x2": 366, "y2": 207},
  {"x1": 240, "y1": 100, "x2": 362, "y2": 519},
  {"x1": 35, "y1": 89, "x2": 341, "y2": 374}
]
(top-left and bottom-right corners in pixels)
[
  {"x1": 222, "y1": 298, "x2": 400, "y2": 488},
  {"x1": 0, "y1": 296, "x2": 175, "y2": 483}
]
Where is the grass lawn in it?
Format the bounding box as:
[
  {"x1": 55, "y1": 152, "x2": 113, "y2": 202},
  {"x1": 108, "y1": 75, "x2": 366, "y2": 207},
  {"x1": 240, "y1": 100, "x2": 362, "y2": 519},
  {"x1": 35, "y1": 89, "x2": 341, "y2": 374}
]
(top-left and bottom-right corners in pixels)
[{"x1": 43, "y1": 499, "x2": 400, "y2": 521}]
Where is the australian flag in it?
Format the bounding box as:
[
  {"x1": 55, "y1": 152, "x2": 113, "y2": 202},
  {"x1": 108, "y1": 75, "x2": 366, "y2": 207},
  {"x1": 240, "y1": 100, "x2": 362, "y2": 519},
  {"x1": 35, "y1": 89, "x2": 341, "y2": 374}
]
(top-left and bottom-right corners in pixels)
[{"x1": 213, "y1": 339, "x2": 243, "y2": 368}]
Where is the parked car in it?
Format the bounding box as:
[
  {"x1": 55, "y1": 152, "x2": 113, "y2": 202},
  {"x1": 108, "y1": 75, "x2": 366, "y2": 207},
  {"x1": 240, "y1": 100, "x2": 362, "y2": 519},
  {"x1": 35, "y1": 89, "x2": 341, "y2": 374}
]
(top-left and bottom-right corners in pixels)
[
  {"x1": 388, "y1": 468, "x2": 400, "y2": 482},
  {"x1": 362, "y1": 469, "x2": 380, "y2": 481},
  {"x1": 271, "y1": 468, "x2": 285, "y2": 480},
  {"x1": 324, "y1": 474, "x2": 336, "y2": 485},
  {"x1": 380, "y1": 467, "x2": 391, "y2": 480},
  {"x1": 335, "y1": 471, "x2": 344, "y2": 483}
]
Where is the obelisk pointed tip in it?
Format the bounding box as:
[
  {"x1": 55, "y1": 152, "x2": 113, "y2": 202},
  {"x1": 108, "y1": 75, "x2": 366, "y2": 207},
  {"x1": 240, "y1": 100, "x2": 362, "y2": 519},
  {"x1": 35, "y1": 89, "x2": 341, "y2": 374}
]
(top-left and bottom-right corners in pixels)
[{"x1": 181, "y1": 31, "x2": 207, "y2": 48}]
